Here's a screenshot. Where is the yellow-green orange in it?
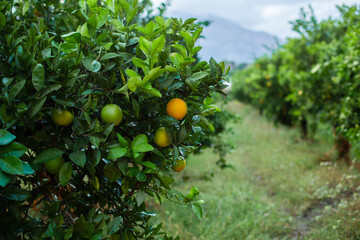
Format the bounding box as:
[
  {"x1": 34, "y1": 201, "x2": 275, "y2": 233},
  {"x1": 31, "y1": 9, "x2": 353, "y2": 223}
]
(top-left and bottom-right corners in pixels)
[
  {"x1": 101, "y1": 104, "x2": 123, "y2": 126},
  {"x1": 166, "y1": 98, "x2": 187, "y2": 120},
  {"x1": 44, "y1": 156, "x2": 65, "y2": 174},
  {"x1": 52, "y1": 109, "x2": 74, "y2": 126},
  {"x1": 154, "y1": 127, "x2": 171, "y2": 147},
  {"x1": 172, "y1": 158, "x2": 186, "y2": 172}
]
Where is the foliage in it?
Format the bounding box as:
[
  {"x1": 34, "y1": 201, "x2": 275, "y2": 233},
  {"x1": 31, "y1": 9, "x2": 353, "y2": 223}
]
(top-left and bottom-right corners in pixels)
[
  {"x1": 0, "y1": 0, "x2": 230, "y2": 239},
  {"x1": 232, "y1": 4, "x2": 360, "y2": 159}
]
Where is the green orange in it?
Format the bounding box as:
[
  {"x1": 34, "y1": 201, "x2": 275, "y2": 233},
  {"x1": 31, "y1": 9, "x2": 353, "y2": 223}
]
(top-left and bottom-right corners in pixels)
[
  {"x1": 101, "y1": 104, "x2": 123, "y2": 126},
  {"x1": 52, "y1": 109, "x2": 74, "y2": 126},
  {"x1": 154, "y1": 127, "x2": 171, "y2": 147},
  {"x1": 44, "y1": 156, "x2": 65, "y2": 174}
]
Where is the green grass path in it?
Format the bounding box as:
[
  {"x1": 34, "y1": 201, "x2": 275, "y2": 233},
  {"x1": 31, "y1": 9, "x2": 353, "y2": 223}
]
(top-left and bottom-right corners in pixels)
[{"x1": 152, "y1": 101, "x2": 360, "y2": 240}]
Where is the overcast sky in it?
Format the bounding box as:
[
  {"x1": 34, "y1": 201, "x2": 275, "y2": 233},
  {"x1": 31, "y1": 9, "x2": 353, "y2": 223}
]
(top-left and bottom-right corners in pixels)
[{"x1": 152, "y1": 0, "x2": 359, "y2": 38}]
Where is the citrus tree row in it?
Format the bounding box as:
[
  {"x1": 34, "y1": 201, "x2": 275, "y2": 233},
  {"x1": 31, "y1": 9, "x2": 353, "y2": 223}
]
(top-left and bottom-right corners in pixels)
[
  {"x1": 232, "y1": 4, "x2": 360, "y2": 163},
  {"x1": 0, "y1": 0, "x2": 230, "y2": 239}
]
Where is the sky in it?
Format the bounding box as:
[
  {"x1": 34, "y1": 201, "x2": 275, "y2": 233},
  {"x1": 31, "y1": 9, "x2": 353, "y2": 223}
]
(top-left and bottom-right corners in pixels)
[{"x1": 151, "y1": 0, "x2": 359, "y2": 38}]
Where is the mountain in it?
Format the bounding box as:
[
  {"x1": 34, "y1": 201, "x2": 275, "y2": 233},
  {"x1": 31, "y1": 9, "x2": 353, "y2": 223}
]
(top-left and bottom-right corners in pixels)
[{"x1": 168, "y1": 13, "x2": 279, "y2": 64}]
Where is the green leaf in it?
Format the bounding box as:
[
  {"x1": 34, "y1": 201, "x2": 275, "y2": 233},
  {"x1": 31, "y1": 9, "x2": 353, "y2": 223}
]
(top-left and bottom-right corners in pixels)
[
  {"x1": 187, "y1": 186, "x2": 200, "y2": 200},
  {"x1": 198, "y1": 115, "x2": 215, "y2": 132},
  {"x1": 0, "y1": 156, "x2": 23, "y2": 174},
  {"x1": 0, "y1": 130, "x2": 15, "y2": 145},
  {"x1": 33, "y1": 148, "x2": 63, "y2": 164},
  {"x1": 172, "y1": 146, "x2": 179, "y2": 161},
  {"x1": 141, "y1": 86, "x2": 162, "y2": 98},
  {"x1": 82, "y1": 58, "x2": 94, "y2": 72},
  {"x1": 4, "y1": 187, "x2": 31, "y2": 201},
  {"x1": 59, "y1": 42, "x2": 77, "y2": 54},
  {"x1": 128, "y1": 76, "x2": 142, "y2": 92},
  {"x1": 0, "y1": 12, "x2": 5, "y2": 29},
  {"x1": 80, "y1": 23, "x2": 90, "y2": 38},
  {"x1": 139, "y1": 36, "x2": 151, "y2": 56},
  {"x1": 104, "y1": 163, "x2": 121, "y2": 182},
  {"x1": 69, "y1": 151, "x2": 86, "y2": 168},
  {"x1": 90, "y1": 136, "x2": 100, "y2": 148},
  {"x1": 180, "y1": 31, "x2": 194, "y2": 51},
  {"x1": 132, "y1": 57, "x2": 148, "y2": 70},
  {"x1": 107, "y1": 216, "x2": 123, "y2": 235},
  {"x1": 172, "y1": 44, "x2": 187, "y2": 57},
  {"x1": 62, "y1": 32, "x2": 81, "y2": 43},
  {"x1": 127, "y1": 8, "x2": 138, "y2": 24},
  {"x1": 106, "y1": 0, "x2": 116, "y2": 12},
  {"x1": 192, "y1": 204, "x2": 203, "y2": 219},
  {"x1": 73, "y1": 215, "x2": 95, "y2": 238},
  {"x1": 140, "y1": 161, "x2": 156, "y2": 169},
  {"x1": 39, "y1": 84, "x2": 62, "y2": 98},
  {"x1": 117, "y1": 133, "x2": 128, "y2": 148},
  {"x1": 143, "y1": 67, "x2": 162, "y2": 84},
  {"x1": 119, "y1": 0, "x2": 129, "y2": 12},
  {"x1": 136, "y1": 190, "x2": 146, "y2": 206},
  {"x1": 9, "y1": 80, "x2": 26, "y2": 102},
  {"x1": 100, "y1": 53, "x2": 122, "y2": 61},
  {"x1": 132, "y1": 143, "x2": 154, "y2": 153},
  {"x1": 121, "y1": 177, "x2": 129, "y2": 193},
  {"x1": 110, "y1": 19, "x2": 125, "y2": 32},
  {"x1": 28, "y1": 97, "x2": 47, "y2": 119},
  {"x1": 132, "y1": 134, "x2": 147, "y2": 148},
  {"x1": 0, "y1": 170, "x2": 11, "y2": 187},
  {"x1": 32, "y1": 64, "x2": 45, "y2": 92},
  {"x1": 132, "y1": 98, "x2": 140, "y2": 118},
  {"x1": 150, "y1": 35, "x2": 165, "y2": 57},
  {"x1": 22, "y1": 162, "x2": 34, "y2": 175},
  {"x1": 155, "y1": 173, "x2": 174, "y2": 190},
  {"x1": 87, "y1": 0, "x2": 97, "y2": 8},
  {"x1": 185, "y1": 78, "x2": 199, "y2": 91},
  {"x1": 97, "y1": 9, "x2": 109, "y2": 29},
  {"x1": 170, "y1": 52, "x2": 183, "y2": 69},
  {"x1": 209, "y1": 57, "x2": 222, "y2": 79},
  {"x1": 108, "y1": 147, "x2": 127, "y2": 160},
  {"x1": 191, "y1": 71, "x2": 208, "y2": 81},
  {"x1": 51, "y1": 96, "x2": 74, "y2": 107},
  {"x1": 59, "y1": 162, "x2": 73, "y2": 186}
]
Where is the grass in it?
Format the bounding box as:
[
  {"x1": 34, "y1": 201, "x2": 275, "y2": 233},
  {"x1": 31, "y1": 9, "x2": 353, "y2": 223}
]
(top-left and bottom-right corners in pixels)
[{"x1": 150, "y1": 101, "x2": 360, "y2": 240}]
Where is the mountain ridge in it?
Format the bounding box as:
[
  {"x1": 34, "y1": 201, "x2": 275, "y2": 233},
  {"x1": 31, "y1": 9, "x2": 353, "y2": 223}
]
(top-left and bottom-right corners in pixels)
[{"x1": 168, "y1": 12, "x2": 279, "y2": 63}]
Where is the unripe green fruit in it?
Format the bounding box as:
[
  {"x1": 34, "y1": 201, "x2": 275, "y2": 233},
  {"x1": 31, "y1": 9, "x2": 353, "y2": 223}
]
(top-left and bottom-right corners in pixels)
[
  {"x1": 44, "y1": 156, "x2": 65, "y2": 174},
  {"x1": 101, "y1": 104, "x2": 123, "y2": 126}
]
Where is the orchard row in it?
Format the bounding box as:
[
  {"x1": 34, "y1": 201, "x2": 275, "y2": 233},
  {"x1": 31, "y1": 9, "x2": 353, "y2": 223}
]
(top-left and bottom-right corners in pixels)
[{"x1": 232, "y1": 5, "x2": 360, "y2": 162}]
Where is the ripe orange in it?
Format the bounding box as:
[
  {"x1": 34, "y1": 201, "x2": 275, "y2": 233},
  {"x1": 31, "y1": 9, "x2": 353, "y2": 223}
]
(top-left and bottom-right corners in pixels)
[
  {"x1": 101, "y1": 104, "x2": 123, "y2": 126},
  {"x1": 172, "y1": 157, "x2": 186, "y2": 172},
  {"x1": 154, "y1": 127, "x2": 171, "y2": 147},
  {"x1": 52, "y1": 109, "x2": 74, "y2": 126},
  {"x1": 44, "y1": 156, "x2": 65, "y2": 174},
  {"x1": 166, "y1": 98, "x2": 187, "y2": 120}
]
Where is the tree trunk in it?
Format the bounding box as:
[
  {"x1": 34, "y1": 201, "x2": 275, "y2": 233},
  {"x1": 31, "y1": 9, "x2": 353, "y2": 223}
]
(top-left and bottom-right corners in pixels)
[
  {"x1": 333, "y1": 126, "x2": 352, "y2": 165},
  {"x1": 300, "y1": 119, "x2": 308, "y2": 139}
]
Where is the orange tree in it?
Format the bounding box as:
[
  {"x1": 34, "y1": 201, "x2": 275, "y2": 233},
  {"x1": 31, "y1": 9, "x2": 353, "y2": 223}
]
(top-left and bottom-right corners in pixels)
[{"x1": 0, "y1": 0, "x2": 230, "y2": 239}]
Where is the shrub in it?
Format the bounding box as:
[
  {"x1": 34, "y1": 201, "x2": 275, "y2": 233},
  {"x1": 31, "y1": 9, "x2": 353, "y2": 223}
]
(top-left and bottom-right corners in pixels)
[{"x1": 0, "y1": 0, "x2": 230, "y2": 239}]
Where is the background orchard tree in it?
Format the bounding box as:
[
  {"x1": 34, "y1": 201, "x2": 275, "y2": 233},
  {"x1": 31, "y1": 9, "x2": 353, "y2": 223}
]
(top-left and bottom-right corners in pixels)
[
  {"x1": 0, "y1": 0, "x2": 230, "y2": 239},
  {"x1": 232, "y1": 4, "x2": 360, "y2": 164}
]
